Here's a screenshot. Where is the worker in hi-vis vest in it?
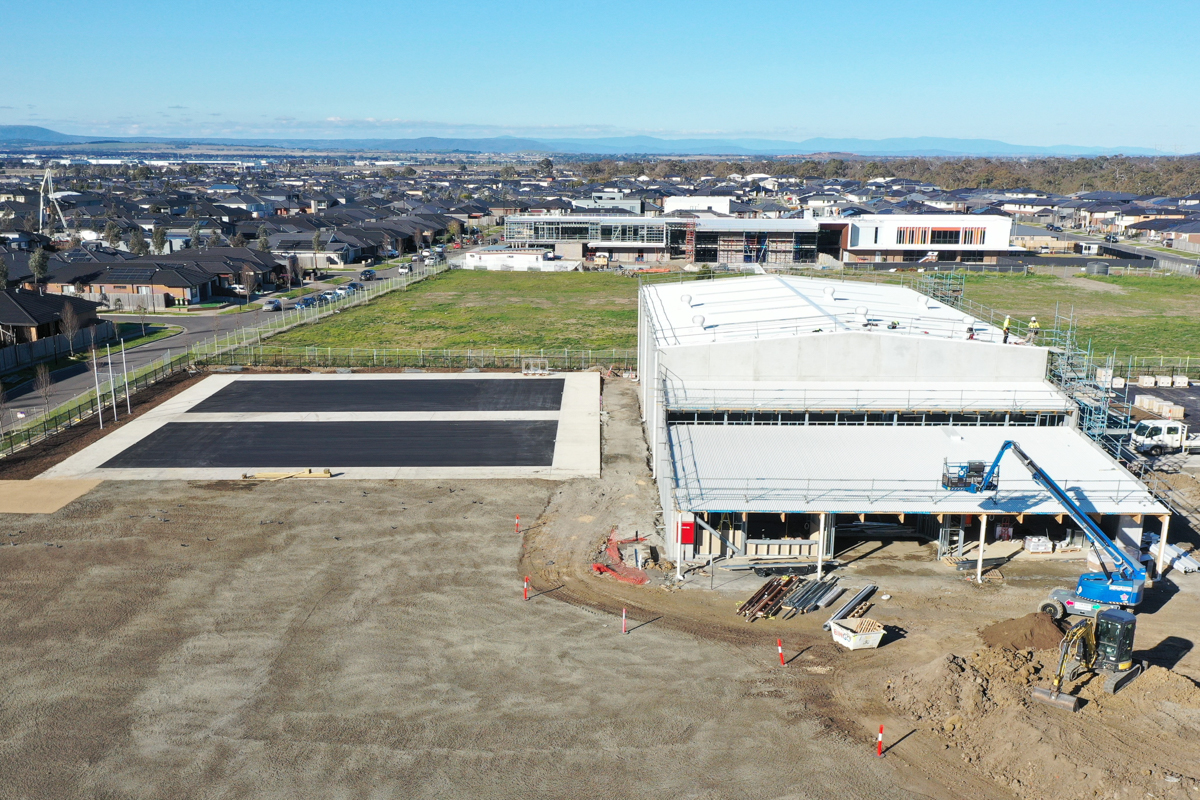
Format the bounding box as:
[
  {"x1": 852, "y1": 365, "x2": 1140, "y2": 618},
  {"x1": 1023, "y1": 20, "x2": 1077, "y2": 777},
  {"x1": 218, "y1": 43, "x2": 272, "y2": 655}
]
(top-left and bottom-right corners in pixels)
[
  {"x1": 1028, "y1": 315, "x2": 1040, "y2": 342},
  {"x1": 1002, "y1": 314, "x2": 1011, "y2": 344}
]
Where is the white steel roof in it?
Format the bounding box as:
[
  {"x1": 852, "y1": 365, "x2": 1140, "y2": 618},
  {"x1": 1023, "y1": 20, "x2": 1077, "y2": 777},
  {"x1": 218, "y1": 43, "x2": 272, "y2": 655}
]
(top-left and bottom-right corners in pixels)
[
  {"x1": 662, "y1": 379, "x2": 1072, "y2": 413},
  {"x1": 643, "y1": 274, "x2": 1012, "y2": 349},
  {"x1": 668, "y1": 424, "x2": 1166, "y2": 516}
]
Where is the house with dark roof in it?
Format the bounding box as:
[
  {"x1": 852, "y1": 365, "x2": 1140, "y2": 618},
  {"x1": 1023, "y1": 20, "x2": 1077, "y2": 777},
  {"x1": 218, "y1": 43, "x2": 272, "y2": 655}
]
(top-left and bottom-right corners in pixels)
[{"x1": 0, "y1": 288, "x2": 102, "y2": 344}]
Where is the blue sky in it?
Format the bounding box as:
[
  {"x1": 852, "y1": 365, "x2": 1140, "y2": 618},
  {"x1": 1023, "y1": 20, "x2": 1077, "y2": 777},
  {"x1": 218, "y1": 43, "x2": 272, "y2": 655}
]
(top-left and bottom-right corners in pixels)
[{"x1": 5, "y1": 0, "x2": 1199, "y2": 149}]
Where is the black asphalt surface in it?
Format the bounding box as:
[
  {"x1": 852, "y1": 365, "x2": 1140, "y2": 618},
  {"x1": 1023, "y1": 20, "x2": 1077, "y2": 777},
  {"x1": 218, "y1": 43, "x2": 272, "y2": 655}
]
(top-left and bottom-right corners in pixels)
[
  {"x1": 188, "y1": 378, "x2": 566, "y2": 413},
  {"x1": 99, "y1": 421, "x2": 559, "y2": 468}
]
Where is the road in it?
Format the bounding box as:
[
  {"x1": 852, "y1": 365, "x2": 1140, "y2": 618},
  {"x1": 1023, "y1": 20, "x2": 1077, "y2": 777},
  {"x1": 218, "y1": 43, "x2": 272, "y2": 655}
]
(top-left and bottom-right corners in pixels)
[{"x1": 3, "y1": 262, "x2": 414, "y2": 420}]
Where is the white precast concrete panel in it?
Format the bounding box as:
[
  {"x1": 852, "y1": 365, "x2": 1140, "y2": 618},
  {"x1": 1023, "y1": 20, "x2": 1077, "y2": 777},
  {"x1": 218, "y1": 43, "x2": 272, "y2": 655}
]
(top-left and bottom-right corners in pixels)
[
  {"x1": 658, "y1": 332, "x2": 1047, "y2": 383},
  {"x1": 662, "y1": 379, "x2": 1072, "y2": 412}
]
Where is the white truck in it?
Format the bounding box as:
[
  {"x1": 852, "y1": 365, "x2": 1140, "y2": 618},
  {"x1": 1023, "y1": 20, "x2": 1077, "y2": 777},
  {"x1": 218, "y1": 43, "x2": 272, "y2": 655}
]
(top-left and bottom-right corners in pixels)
[{"x1": 1131, "y1": 420, "x2": 1200, "y2": 456}]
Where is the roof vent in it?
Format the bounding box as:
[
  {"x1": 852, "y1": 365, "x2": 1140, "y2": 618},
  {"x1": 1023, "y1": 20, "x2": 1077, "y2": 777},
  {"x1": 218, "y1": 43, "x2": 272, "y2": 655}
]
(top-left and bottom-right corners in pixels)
[
  {"x1": 692, "y1": 315, "x2": 705, "y2": 327},
  {"x1": 855, "y1": 305, "x2": 868, "y2": 316},
  {"x1": 823, "y1": 286, "x2": 835, "y2": 298},
  {"x1": 962, "y1": 314, "x2": 973, "y2": 323},
  {"x1": 680, "y1": 294, "x2": 692, "y2": 306}
]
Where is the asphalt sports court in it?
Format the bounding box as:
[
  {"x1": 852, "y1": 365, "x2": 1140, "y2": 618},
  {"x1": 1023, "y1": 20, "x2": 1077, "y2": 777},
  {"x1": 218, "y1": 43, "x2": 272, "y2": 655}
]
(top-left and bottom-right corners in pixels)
[{"x1": 40, "y1": 373, "x2": 599, "y2": 480}]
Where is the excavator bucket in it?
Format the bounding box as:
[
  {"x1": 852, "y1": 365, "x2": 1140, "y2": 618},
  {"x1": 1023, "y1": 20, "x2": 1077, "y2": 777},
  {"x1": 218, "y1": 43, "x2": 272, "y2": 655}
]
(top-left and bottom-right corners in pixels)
[{"x1": 1031, "y1": 687, "x2": 1081, "y2": 712}]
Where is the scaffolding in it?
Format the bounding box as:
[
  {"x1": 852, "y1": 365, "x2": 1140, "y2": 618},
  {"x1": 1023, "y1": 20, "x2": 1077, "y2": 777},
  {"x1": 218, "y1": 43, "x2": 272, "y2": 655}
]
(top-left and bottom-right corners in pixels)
[
  {"x1": 684, "y1": 220, "x2": 696, "y2": 262},
  {"x1": 913, "y1": 272, "x2": 1131, "y2": 459}
]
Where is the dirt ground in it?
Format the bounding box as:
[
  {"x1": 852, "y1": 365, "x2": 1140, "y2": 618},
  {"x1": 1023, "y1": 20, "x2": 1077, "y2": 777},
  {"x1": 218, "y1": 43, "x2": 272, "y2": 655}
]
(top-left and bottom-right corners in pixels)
[{"x1": 1, "y1": 377, "x2": 1199, "y2": 799}]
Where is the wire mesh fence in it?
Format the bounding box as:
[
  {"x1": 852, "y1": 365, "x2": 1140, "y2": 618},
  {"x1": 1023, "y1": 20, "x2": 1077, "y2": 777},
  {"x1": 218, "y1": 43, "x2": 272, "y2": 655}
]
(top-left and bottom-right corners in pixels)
[
  {"x1": 199, "y1": 346, "x2": 638, "y2": 372},
  {"x1": 0, "y1": 349, "x2": 192, "y2": 458}
]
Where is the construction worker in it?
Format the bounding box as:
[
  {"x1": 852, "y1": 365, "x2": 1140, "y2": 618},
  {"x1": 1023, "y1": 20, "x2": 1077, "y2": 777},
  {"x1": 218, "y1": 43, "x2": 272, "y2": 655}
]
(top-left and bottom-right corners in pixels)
[
  {"x1": 1028, "y1": 315, "x2": 1040, "y2": 342},
  {"x1": 1002, "y1": 314, "x2": 1011, "y2": 344}
]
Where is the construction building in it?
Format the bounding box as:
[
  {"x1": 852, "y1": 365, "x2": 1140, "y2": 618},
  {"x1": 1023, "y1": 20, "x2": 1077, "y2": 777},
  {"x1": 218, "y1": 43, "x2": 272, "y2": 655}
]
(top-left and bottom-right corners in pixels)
[
  {"x1": 637, "y1": 273, "x2": 1172, "y2": 576},
  {"x1": 504, "y1": 213, "x2": 1015, "y2": 264}
]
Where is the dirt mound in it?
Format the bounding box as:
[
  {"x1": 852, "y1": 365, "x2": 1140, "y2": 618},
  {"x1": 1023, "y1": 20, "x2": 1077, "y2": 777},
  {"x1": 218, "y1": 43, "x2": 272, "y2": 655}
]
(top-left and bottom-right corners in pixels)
[
  {"x1": 886, "y1": 650, "x2": 1200, "y2": 799},
  {"x1": 979, "y1": 612, "x2": 1063, "y2": 650}
]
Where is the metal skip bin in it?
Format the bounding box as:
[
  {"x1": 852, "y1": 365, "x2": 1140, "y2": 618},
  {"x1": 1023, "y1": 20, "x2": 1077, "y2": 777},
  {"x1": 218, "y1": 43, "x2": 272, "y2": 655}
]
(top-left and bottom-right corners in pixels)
[{"x1": 829, "y1": 618, "x2": 885, "y2": 650}]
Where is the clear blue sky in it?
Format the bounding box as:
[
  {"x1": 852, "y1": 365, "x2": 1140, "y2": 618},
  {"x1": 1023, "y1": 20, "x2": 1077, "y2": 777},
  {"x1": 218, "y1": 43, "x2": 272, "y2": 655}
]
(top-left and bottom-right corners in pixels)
[{"x1": 5, "y1": 0, "x2": 1199, "y2": 150}]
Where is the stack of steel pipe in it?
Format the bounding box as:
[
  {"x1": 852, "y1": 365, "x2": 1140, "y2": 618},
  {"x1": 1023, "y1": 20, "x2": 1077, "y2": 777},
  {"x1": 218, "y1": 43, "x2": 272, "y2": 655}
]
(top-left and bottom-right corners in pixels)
[
  {"x1": 737, "y1": 576, "x2": 796, "y2": 621},
  {"x1": 824, "y1": 584, "x2": 876, "y2": 631},
  {"x1": 815, "y1": 585, "x2": 844, "y2": 609},
  {"x1": 779, "y1": 578, "x2": 838, "y2": 618}
]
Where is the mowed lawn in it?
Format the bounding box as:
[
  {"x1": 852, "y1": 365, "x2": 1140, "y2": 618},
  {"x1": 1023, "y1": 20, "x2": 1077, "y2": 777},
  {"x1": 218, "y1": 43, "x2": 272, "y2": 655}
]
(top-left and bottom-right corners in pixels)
[
  {"x1": 271, "y1": 270, "x2": 640, "y2": 350},
  {"x1": 962, "y1": 272, "x2": 1200, "y2": 358}
]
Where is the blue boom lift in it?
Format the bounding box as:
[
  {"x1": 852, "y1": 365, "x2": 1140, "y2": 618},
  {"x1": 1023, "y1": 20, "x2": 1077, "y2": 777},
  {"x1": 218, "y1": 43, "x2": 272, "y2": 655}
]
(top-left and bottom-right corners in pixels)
[{"x1": 942, "y1": 440, "x2": 1147, "y2": 710}]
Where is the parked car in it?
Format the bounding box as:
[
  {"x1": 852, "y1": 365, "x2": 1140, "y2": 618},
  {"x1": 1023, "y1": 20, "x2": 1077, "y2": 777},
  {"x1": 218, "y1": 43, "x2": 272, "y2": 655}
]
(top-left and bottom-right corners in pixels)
[
  {"x1": 320, "y1": 290, "x2": 338, "y2": 302},
  {"x1": 261, "y1": 299, "x2": 282, "y2": 312},
  {"x1": 347, "y1": 282, "x2": 365, "y2": 292},
  {"x1": 359, "y1": 268, "x2": 377, "y2": 281},
  {"x1": 422, "y1": 249, "x2": 432, "y2": 258},
  {"x1": 229, "y1": 283, "x2": 246, "y2": 294},
  {"x1": 334, "y1": 286, "x2": 350, "y2": 297}
]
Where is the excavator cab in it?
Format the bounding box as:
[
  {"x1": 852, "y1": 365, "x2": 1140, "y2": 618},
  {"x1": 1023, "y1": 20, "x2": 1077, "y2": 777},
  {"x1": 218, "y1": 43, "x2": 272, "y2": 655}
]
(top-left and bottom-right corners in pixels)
[{"x1": 1094, "y1": 608, "x2": 1137, "y2": 673}]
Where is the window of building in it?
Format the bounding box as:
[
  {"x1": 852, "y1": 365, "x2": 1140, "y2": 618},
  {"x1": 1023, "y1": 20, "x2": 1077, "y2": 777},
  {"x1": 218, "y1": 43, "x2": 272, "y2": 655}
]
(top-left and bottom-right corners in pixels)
[{"x1": 930, "y1": 229, "x2": 961, "y2": 245}]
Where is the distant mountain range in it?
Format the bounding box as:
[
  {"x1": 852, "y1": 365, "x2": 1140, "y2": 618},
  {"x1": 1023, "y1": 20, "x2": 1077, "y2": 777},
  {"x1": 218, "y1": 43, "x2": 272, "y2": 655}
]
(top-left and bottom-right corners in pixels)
[{"x1": 0, "y1": 124, "x2": 1170, "y2": 157}]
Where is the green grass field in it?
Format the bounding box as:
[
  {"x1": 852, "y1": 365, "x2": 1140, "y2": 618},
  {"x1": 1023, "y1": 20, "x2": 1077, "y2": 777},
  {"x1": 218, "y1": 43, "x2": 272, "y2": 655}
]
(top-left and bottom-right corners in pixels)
[
  {"x1": 264, "y1": 268, "x2": 1200, "y2": 358},
  {"x1": 269, "y1": 270, "x2": 639, "y2": 350},
  {"x1": 961, "y1": 272, "x2": 1200, "y2": 357}
]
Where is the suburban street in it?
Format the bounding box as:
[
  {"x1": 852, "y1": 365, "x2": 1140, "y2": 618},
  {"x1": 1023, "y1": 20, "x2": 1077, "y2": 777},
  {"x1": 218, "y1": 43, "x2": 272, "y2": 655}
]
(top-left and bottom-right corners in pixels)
[{"x1": 2, "y1": 262, "x2": 414, "y2": 420}]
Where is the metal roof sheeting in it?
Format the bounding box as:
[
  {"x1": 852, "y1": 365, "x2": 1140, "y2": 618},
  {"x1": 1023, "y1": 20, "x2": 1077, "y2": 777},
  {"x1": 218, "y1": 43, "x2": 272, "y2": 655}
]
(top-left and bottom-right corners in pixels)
[
  {"x1": 667, "y1": 424, "x2": 1166, "y2": 516},
  {"x1": 643, "y1": 274, "x2": 1002, "y2": 348}
]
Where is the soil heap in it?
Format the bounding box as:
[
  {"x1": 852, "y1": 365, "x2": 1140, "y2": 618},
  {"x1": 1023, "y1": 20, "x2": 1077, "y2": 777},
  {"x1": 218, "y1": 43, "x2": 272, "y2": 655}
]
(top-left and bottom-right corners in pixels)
[{"x1": 979, "y1": 612, "x2": 1064, "y2": 650}]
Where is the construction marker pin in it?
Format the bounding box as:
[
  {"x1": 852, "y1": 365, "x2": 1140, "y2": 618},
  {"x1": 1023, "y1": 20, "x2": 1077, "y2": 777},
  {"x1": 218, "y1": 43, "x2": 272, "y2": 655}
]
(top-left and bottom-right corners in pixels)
[
  {"x1": 622, "y1": 607, "x2": 627, "y2": 634},
  {"x1": 778, "y1": 638, "x2": 785, "y2": 667},
  {"x1": 524, "y1": 575, "x2": 529, "y2": 601},
  {"x1": 876, "y1": 724, "x2": 884, "y2": 757},
  {"x1": 515, "y1": 515, "x2": 520, "y2": 534}
]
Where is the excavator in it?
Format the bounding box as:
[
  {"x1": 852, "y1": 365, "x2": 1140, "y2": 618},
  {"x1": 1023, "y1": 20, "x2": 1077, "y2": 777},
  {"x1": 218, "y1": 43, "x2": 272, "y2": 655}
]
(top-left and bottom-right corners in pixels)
[{"x1": 942, "y1": 440, "x2": 1146, "y2": 710}]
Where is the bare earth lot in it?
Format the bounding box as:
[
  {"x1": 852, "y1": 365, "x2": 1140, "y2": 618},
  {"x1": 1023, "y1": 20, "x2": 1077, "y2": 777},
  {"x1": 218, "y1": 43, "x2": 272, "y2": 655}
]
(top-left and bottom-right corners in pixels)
[{"x1": 1, "y1": 378, "x2": 1199, "y2": 799}]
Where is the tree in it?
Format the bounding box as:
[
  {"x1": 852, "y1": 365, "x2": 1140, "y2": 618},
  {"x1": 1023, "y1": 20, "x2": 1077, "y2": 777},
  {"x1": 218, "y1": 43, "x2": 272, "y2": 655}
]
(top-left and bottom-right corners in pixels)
[
  {"x1": 230, "y1": 232, "x2": 247, "y2": 248},
  {"x1": 207, "y1": 230, "x2": 223, "y2": 248},
  {"x1": 59, "y1": 301, "x2": 80, "y2": 355},
  {"x1": 34, "y1": 363, "x2": 53, "y2": 415},
  {"x1": 241, "y1": 265, "x2": 258, "y2": 299},
  {"x1": 499, "y1": 165, "x2": 516, "y2": 180},
  {"x1": 129, "y1": 227, "x2": 149, "y2": 256},
  {"x1": 104, "y1": 220, "x2": 122, "y2": 248},
  {"x1": 256, "y1": 225, "x2": 271, "y2": 252},
  {"x1": 29, "y1": 248, "x2": 50, "y2": 282},
  {"x1": 188, "y1": 222, "x2": 201, "y2": 248},
  {"x1": 401, "y1": 166, "x2": 416, "y2": 177},
  {"x1": 0, "y1": 254, "x2": 8, "y2": 288},
  {"x1": 381, "y1": 167, "x2": 397, "y2": 179},
  {"x1": 537, "y1": 158, "x2": 554, "y2": 177},
  {"x1": 136, "y1": 304, "x2": 149, "y2": 336},
  {"x1": 151, "y1": 225, "x2": 167, "y2": 255},
  {"x1": 312, "y1": 230, "x2": 323, "y2": 253}
]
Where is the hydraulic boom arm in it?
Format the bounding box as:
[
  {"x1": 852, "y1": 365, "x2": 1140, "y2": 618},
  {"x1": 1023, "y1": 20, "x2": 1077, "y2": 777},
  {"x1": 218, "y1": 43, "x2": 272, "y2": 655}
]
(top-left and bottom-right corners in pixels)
[{"x1": 959, "y1": 441, "x2": 1145, "y2": 606}]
